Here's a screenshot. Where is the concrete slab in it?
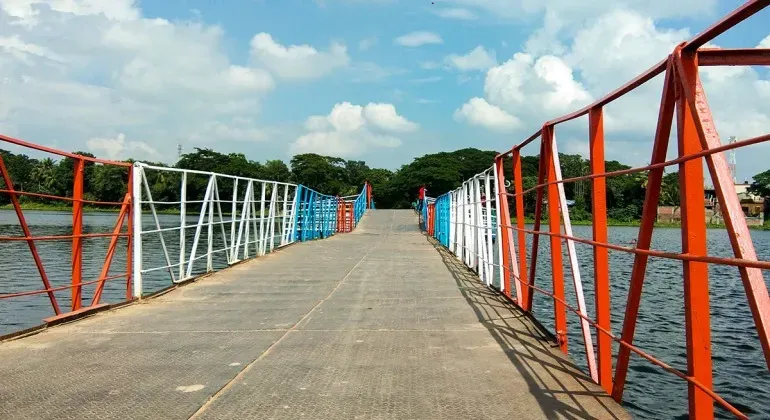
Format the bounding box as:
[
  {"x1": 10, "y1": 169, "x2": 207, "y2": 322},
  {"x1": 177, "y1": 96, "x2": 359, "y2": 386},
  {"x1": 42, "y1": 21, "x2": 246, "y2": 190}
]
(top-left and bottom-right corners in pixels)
[{"x1": 0, "y1": 209, "x2": 629, "y2": 420}]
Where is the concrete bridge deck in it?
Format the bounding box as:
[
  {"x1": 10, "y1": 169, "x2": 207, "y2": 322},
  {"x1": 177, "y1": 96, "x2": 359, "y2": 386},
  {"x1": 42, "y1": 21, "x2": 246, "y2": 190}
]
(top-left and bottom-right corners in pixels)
[{"x1": 0, "y1": 210, "x2": 628, "y2": 419}]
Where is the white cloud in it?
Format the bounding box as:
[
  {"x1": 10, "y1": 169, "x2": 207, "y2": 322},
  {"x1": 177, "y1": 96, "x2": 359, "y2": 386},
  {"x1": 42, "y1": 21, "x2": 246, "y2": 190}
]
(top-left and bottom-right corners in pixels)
[
  {"x1": 290, "y1": 102, "x2": 418, "y2": 157},
  {"x1": 445, "y1": 45, "x2": 496, "y2": 71},
  {"x1": 410, "y1": 76, "x2": 442, "y2": 84},
  {"x1": 483, "y1": 53, "x2": 591, "y2": 117},
  {"x1": 358, "y1": 36, "x2": 377, "y2": 51},
  {"x1": 250, "y1": 33, "x2": 350, "y2": 80},
  {"x1": 432, "y1": 7, "x2": 477, "y2": 20},
  {"x1": 86, "y1": 133, "x2": 158, "y2": 160},
  {"x1": 394, "y1": 31, "x2": 443, "y2": 47},
  {"x1": 363, "y1": 103, "x2": 419, "y2": 132},
  {"x1": 420, "y1": 61, "x2": 441, "y2": 69},
  {"x1": 454, "y1": 6, "x2": 770, "y2": 180},
  {"x1": 0, "y1": 0, "x2": 283, "y2": 162},
  {"x1": 454, "y1": 97, "x2": 520, "y2": 132},
  {"x1": 446, "y1": 0, "x2": 717, "y2": 22},
  {"x1": 0, "y1": 34, "x2": 64, "y2": 63},
  {"x1": 2, "y1": 0, "x2": 139, "y2": 26},
  {"x1": 759, "y1": 34, "x2": 770, "y2": 48},
  {"x1": 349, "y1": 62, "x2": 404, "y2": 83}
]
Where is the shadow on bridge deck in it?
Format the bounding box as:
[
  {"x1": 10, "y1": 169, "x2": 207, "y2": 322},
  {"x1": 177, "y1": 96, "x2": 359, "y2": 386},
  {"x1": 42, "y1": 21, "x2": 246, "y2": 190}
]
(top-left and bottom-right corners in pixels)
[{"x1": 0, "y1": 209, "x2": 628, "y2": 419}]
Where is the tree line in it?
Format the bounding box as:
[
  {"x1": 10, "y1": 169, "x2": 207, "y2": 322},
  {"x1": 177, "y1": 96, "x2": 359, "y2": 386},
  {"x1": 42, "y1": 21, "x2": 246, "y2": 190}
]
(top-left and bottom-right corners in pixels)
[{"x1": 1, "y1": 146, "x2": 768, "y2": 221}]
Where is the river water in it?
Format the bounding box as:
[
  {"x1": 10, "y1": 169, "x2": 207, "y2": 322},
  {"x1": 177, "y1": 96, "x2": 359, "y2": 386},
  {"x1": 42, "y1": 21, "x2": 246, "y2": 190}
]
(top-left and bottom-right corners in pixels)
[
  {"x1": 0, "y1": 210, "x2": 768, "y2": 418},
  {"x1": 493, "y1": 224, "x2": 770, "y2": 419}
]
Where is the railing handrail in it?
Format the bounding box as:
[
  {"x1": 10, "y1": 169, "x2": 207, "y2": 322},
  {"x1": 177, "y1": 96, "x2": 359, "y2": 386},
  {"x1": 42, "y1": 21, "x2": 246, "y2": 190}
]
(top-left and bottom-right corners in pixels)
[{"x1": 136, "y1": 162, "x2": 297, "y2": 187}]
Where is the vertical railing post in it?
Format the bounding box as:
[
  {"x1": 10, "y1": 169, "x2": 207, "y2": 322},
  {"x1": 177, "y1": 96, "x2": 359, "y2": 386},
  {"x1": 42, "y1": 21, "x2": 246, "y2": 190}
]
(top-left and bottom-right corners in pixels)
[
  {"x1": 677, "y1": 47, "x2": 770, "y2": 372},
  {"x1": 131, "y1": 163, "x2": 143, "y2": 299},
  {"x1": 206, "y1": 176, "x2": 215, "y2": 272},
  {"x1": 544, "y1": 125, "x2": 568, "y2": 354},
  {"x1": 230, "y1": 179, "x2": 238, "y2": 261},
  {"x1": 526, "y1": 139, "x2": 547, "y2": 312},
  {"x1": 676, "y1": 52, "x2": 714, "y2": 419},
  {"x1": 180, "y1": 172, "x2": 187, "y2": 278},
  {"x1": 495, "y1": 158, "x2": 515, "y2": 299},
  {"x1": 613, "y1": 60, "x2": 676, "y2": 402},
  {"x1": 589, "y1": 106, "x2": 613, "y2": 393},
  {"x1": 294, "y1": 186, "x2": 303, "y2": 241},
  {"x1": 483, "y1": 172, "x2": 495, "y2": 289},
  {"x1": 125, "y1": 166, "x2": 133, "y2": 301},
  {"x1": 551, "y1": 135, "x2": 598, "y2": 382},
  {"x1": 511, "y1": 150, "x2": 529, "y2": 309},
  {"x1": 71, "y1": 158, "x2": 85, "y2": 311},
  {"x1": 259, "y1": 182, "x2": 267, "y2": 254}
]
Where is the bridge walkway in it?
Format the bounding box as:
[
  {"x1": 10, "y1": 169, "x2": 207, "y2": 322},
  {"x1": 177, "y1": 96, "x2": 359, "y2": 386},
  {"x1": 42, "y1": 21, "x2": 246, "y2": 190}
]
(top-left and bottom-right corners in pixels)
[{"x1": 0, "y1": 210, "x2": 628, "y2": 419}]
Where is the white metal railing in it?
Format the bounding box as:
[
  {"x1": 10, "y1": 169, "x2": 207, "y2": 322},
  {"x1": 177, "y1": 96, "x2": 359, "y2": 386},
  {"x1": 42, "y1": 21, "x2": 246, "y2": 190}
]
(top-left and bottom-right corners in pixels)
[
  {"x1": 447, "y1": 166, "x2": 503, "y2": 291},
  {"x1": 436, "y1": 158, "x2": 598, "y2": 382},
  {"x1": 131, "y1": 163, "x2": 298, "y2": 297}
]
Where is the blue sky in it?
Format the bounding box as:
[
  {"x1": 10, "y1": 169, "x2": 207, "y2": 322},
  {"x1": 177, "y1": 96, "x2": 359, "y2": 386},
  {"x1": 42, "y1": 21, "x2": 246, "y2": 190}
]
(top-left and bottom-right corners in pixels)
[{"x1": 1, "y1": 0, "x2": 769, "y2": 180}]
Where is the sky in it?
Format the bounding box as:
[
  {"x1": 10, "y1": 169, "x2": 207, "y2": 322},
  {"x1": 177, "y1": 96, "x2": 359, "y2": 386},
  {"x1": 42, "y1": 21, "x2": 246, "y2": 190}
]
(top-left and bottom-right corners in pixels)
[{"x1": 0, "y1": 0, "x2": 769, "y2": 181}]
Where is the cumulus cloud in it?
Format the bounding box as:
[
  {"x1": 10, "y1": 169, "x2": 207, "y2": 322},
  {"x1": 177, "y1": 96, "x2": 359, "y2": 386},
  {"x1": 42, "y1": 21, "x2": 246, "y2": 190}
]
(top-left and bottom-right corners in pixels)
[
  {"x1": 453, "y1": 98, "x2": 520, "y2": 132},
  {"x1": 358, "y1": 36, "x2": 377, "y2": 51},
  {"x1": 394, "y1": 31, "x2": 443, "y2": 47},
  {"x1": 250, "y1": 33, "x2": 350, "y2": 80},
  {"x1": 0, "y1": 0, "x2": 354, "y2": 162},
  {"x1": 453, "y1": 5, "x2": 770, "y2": 178},
  {"x1": 445, "y1": 0, "x2": 717, "y2": 22},
  {"x1": 432, "y1": 7, "x2": 477, "y2": 20},
  {"x1": 445, "y1": 46, "x2": 496, "y2": 71},
  {"x1": 290, "y1": 102, "x2": 418, "y2": 157},
  {"x1": 86, "y1": 133, "x2": 158, "y2": 160}
]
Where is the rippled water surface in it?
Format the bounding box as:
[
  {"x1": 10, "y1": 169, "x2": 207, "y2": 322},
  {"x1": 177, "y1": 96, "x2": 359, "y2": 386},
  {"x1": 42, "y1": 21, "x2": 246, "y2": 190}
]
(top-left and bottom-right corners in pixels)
[
  {"x1": 487, "y1": 224, "x2": 770, "y2": 419},
  {"x1": 1, "y1": 210, "x2": 769, "y2": 418}
]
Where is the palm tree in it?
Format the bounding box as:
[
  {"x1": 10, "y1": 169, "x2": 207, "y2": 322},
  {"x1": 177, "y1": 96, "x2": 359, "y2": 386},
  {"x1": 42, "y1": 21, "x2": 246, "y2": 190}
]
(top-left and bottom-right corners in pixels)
[{"x1": 30, "y1": 158, "x2": 57, "y2": 194}]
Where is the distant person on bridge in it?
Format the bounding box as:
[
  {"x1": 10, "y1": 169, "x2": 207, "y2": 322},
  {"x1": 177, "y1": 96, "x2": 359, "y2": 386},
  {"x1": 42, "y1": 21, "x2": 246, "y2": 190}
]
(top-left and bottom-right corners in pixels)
[{"x1": 417, "y1": 185, "x2": 427, "y2": 212}]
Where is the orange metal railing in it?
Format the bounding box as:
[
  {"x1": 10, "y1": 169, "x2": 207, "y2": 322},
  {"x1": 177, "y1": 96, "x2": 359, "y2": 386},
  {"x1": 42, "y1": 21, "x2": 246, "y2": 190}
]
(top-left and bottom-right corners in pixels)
[
  {"x1": 0, "y1": 134, "x2": 133, "y2": 326},
  {"x1": 484, "y1": 1, "x2": 770, "y2": 418}
]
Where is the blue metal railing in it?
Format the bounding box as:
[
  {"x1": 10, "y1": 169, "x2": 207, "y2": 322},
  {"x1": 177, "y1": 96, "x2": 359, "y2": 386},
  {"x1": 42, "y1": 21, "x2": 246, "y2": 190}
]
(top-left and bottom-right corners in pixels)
[{"x1": 293, "y1": 183, "x2": 370, "y2": 242}]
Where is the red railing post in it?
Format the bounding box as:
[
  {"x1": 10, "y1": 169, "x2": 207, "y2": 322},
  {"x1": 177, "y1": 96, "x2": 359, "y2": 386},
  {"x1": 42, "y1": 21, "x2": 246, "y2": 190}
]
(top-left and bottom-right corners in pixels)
[
  {"x1": 126, "y1": 166, "x2": 133, "y2": 301},
  {"x1": 543, "y1": 125, "x2": 568, "y2": 353},
  {"x1": 674, "y1": 51, "x2": 714, "y2": 419},
  {"x1": 71, "y1": 158, "x2": 85, "y2": 311},
  {"x1": 526, "y1": 139, "x2": 547, "y2": 312},
  {"x1": 589, "y1": 106, "x2": 613, "y2": 393},
  {"x1": 495, "y1": 157, "x2": 514, "y2": 299},
  {"x1": 511, "y1": 151, "x2": 529, "y2": 308},
  {"x1": 613, "y1": 59, "x2": 676, "y2": 402},
  {"x1": 675, "y1": 46, "x2": 770, "y2": 372}
]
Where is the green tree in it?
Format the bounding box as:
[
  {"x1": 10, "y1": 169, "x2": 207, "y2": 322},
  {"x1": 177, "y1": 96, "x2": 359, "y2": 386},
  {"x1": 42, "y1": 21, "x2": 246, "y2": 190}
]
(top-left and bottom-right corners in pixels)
[
  {"x1": 261, "y1": 160, "x2": 291, "y2": 183},
  {"x1": 0, "y1": 150, "x2": 37, "y2": 202},
  {"x1": 749, "y1": 169, "x2": 770, "y2": 197},
  {"x1": 345, "y1": 160, "x2": 370, "y2": 190},
  {"x1": 290, "y1": 153, "x2": 347, "y2": 195},
  {"x1": 91, "y1": 164, "x2": 130, "y2": 203},
  {"x1": 30, "y1": 158, "x2": 58, "y2": 196},
  {"x1": 660, "y1": 171, "x2": 680, "y2": 206}
]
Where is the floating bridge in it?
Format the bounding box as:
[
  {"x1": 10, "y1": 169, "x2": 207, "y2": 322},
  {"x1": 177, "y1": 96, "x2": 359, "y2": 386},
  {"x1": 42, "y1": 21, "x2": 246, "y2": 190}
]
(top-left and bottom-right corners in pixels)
[{"x1": 2, "y1": 2, "x2": 770, "y2": 419}]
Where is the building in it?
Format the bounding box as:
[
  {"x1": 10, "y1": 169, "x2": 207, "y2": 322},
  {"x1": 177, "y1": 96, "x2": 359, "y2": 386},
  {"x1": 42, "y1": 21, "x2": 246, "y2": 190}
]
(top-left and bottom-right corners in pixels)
[{"x1": 657, "y1": 182, "x2": 765, "y2": 225}]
